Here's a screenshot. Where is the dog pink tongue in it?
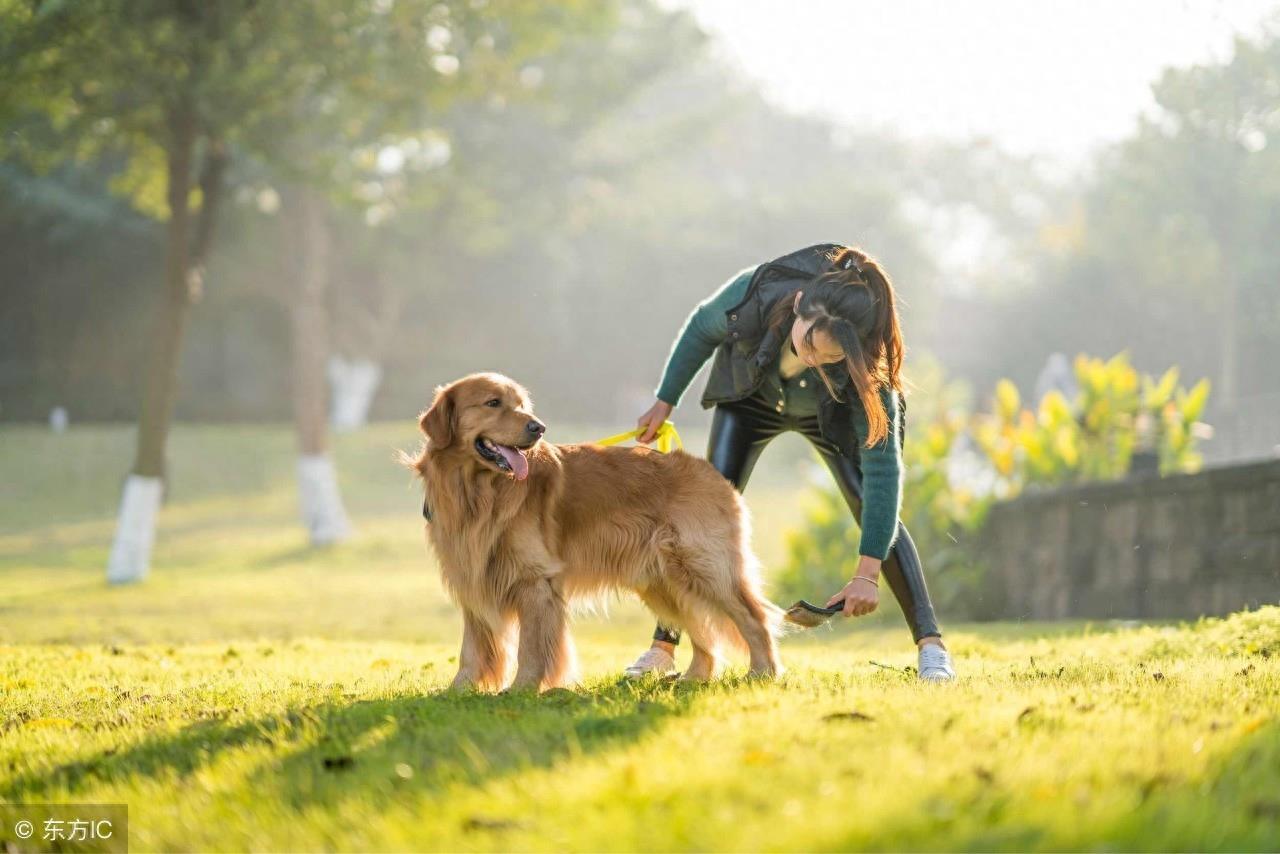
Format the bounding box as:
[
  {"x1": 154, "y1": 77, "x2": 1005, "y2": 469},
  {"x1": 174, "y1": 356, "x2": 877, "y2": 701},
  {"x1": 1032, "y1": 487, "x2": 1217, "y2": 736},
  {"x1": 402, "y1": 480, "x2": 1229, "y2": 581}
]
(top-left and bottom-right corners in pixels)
[{"x1": 496, "y1": 444, "x2": 529, "y2": 481}]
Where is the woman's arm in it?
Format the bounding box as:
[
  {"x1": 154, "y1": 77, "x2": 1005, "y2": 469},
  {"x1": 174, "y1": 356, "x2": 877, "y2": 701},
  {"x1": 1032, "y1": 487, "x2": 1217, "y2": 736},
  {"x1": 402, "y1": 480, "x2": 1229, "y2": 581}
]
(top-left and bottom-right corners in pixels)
[
  {"x1": 653, "y1": 266, "x2": 757, "y2": 406},
  {"x1": 825, "y1": 387, "x2": 903, "y2": 617},
  {"x1": 853, "y1": 386, "x2": 904, "y2": 562}
]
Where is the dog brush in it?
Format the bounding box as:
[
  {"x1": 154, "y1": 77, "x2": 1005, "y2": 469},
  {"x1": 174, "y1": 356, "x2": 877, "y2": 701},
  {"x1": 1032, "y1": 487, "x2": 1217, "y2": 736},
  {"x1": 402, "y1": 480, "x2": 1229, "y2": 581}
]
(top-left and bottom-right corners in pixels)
[{"x1": 784, "y1": 598, "x2": 846, "y2": 628}]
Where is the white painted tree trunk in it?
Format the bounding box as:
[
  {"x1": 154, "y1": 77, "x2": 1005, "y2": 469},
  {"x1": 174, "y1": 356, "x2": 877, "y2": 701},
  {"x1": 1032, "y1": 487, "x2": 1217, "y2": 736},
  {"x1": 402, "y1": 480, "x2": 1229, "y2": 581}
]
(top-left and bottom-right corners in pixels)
[
  {"x1": 328, "y1": 355, "x2": 382, "y2": 432},
  {"x1": 297, "y1": 453, "x2": 351, "y2": 545},
  {"x1": 106, "y1": 475, "x2": 163, "y2": 584}
]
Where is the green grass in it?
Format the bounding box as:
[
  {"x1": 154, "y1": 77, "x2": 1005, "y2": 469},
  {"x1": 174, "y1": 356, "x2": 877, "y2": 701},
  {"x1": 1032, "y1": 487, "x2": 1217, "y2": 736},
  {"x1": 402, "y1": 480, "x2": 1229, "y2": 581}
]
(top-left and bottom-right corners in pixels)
[{"x1": 1, "y1": 424, "x2": 1278, "y2": 851}]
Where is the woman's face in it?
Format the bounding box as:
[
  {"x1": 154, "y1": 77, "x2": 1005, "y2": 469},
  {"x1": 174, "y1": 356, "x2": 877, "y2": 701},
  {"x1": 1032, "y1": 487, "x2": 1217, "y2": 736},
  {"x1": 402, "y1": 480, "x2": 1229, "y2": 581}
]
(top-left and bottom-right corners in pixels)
[{"x1": 790, "y1": 291, "x2": 846, "y2": 367}]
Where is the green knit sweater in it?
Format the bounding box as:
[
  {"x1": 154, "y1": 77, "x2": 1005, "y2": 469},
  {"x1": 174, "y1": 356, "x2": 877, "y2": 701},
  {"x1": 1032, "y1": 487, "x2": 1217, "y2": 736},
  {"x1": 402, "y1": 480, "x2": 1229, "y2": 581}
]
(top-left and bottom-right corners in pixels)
[{"x1": 654, "y1": 267, "x2": 904, "y2": 560}]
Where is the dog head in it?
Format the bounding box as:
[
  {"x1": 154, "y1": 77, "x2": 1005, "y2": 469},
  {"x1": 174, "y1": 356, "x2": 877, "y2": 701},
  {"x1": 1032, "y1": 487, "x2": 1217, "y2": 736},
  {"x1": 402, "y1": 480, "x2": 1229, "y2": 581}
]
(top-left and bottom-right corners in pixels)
[{"x1": 418, "y1": 373, "x2": 546, "y2": 481}]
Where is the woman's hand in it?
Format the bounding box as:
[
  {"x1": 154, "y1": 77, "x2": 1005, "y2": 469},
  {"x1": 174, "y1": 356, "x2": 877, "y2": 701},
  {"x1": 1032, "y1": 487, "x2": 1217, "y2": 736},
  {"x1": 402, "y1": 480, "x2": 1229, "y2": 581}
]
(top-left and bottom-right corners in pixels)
[
  {"x1": 636, "y1": 400, "x2": 674, "y2": 444},
  {"x1": 826, "y1": 557, "x2": 882, "y2": 617}
]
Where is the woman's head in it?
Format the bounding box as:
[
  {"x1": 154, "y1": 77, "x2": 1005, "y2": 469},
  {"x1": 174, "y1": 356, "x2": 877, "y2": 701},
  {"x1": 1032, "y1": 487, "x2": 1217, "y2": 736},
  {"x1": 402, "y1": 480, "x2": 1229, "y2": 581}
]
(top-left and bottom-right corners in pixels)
[{"x1": 768, "y1": 246, "x2": 904, "y2": 446}]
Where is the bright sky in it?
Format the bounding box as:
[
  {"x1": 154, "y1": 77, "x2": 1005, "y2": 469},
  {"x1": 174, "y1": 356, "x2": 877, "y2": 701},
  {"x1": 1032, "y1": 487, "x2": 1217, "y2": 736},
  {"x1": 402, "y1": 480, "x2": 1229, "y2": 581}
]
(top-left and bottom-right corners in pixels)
[{"x1": 672, "y1": 0, "x2": 1278, "y2": 166}]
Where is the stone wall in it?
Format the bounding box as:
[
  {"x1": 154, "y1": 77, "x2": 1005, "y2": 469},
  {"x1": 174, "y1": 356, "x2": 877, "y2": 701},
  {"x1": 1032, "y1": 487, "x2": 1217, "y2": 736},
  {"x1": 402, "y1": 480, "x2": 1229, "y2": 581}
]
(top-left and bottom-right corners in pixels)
[{"x1": 983, "y1": 459, "x2": 1280, "y2": 620}]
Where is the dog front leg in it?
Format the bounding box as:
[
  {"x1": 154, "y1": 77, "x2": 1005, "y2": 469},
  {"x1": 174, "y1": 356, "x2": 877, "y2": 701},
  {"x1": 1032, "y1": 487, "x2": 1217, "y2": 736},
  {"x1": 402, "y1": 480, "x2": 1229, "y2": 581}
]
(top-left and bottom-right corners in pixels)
[
  {"x1": 451, "y1": 609, "x2": 508, "y2": 691},
  {"x1": 510, "y1": 579, "x2": 576, "y2": 691}
]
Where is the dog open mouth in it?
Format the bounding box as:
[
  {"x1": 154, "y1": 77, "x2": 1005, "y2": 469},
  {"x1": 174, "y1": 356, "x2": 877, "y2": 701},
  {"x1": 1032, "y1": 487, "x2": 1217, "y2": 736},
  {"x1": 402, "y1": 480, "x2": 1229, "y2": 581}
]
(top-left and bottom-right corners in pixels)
[{"x1": 475, "y1": 437, "x2": 533, "y2": 481}]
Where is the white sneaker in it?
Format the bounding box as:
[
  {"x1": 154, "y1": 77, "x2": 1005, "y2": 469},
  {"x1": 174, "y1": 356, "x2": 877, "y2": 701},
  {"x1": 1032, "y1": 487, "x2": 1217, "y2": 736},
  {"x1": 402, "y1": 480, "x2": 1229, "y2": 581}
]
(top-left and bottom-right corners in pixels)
[
  {"x1": 624, "y1": 645, "x2": 677, "y2": 679},
  {"x1": 918, "y1": 643, "x2": 956, "y2": 682}
]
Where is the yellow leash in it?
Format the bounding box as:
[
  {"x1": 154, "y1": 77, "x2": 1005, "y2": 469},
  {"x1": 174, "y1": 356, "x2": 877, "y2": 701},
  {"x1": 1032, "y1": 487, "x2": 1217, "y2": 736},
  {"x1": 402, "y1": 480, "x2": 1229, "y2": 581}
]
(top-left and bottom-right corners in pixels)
[{"x1": 592, "y1": 420, "x2": 683, "y2": 453}]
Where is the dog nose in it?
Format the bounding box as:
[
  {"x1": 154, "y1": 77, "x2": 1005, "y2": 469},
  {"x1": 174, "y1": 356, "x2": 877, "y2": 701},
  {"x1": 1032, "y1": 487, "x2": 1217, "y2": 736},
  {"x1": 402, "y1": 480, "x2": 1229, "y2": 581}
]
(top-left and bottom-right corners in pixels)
[{"x1": 526, "y1": 420, "x2": 545, "y2": 437}]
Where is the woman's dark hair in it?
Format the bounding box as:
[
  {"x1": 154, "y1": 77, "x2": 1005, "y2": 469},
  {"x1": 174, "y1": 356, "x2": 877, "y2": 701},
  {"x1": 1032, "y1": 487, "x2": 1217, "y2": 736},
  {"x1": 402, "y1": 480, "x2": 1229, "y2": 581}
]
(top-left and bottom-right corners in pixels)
[{"x1": 764, "y1": 246, "x2": 904, "y2": 447}]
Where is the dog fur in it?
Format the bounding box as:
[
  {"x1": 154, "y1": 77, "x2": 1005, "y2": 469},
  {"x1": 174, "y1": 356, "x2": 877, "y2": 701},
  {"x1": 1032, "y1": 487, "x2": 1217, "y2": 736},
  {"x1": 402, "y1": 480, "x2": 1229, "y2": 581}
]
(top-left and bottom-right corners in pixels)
[{"x1": 406, "y1": 372, "x2": 784, "y2": 691}]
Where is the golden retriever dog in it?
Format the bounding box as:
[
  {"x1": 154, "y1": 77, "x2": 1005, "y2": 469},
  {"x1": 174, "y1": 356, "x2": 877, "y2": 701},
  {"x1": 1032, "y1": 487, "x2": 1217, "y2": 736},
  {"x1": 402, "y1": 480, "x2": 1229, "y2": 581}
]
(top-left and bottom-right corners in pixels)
[{"x1": 406, "y1": 372, "x2": 783, "y2": 691}]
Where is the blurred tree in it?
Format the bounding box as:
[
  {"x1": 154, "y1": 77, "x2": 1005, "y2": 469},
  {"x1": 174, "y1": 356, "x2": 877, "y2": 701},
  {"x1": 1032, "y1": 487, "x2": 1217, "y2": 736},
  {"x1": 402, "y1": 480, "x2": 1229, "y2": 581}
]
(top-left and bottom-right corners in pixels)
[
  {"x1": 1071, "y1": 30, "x2": 1280, "y2": 446},
  {"x1": 942, "y1": 24, "x2": 1280, "y2": 460},
  {"x1": 3, "y1": 0, "x2": 1071, "y2": 445},
  {"x1": 266, "y1": 2, "x2": 612, "y2": 544},
  {"x1": 2, "y1": 0, "x2": 244, "y2": 582},
  {"x1": 366, "y1": 1, "x2": 949, "y2": 423},
  {"x1": 0, "y1": 157, "x2": 161, "y2": 421},
  {"x1": 0, "y1": 0, "x2": 610, "y2": 574}
]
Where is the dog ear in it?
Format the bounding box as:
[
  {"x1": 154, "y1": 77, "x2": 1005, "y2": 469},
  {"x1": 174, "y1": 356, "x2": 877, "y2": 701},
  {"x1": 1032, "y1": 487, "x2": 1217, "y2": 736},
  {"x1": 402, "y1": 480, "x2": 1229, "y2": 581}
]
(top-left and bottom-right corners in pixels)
[{"x1": 420, "y1": 385, "x2": 455, "y2": 448}]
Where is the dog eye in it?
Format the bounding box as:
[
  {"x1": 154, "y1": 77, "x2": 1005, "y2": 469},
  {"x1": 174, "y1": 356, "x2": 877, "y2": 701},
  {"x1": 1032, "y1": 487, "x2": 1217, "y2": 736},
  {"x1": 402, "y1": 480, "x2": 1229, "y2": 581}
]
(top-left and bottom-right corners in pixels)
[{"x1": 485, "y1": 398, "x2": 502, "y2": 408}]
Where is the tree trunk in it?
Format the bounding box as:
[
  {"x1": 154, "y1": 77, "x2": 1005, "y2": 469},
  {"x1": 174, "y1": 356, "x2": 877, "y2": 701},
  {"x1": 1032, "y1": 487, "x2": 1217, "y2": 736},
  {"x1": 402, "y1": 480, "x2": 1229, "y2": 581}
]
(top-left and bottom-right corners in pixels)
[
  {"x1": 108, "y1": 110, "x2": 202, "y2": 585},
  {"x1": 289, "y1": 186, "x2": 351, "y2": 545},
  {"x1": 135, "y1": 115, "x2": 198, "y2": 479}
]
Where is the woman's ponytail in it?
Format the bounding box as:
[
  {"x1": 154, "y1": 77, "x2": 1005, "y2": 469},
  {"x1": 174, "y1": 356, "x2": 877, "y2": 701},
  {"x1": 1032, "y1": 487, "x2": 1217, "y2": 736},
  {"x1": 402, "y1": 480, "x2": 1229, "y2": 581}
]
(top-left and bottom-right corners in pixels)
[{"x1": 847, "y1": 248, "x2": 903, "y2": 392}]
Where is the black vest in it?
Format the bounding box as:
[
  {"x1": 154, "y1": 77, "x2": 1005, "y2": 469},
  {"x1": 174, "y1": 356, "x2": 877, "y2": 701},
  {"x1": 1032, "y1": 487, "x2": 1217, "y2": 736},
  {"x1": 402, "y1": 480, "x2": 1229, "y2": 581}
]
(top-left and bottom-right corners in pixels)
[{"x1": 699, "y1": 243, "x2": 865, "y2": 457}]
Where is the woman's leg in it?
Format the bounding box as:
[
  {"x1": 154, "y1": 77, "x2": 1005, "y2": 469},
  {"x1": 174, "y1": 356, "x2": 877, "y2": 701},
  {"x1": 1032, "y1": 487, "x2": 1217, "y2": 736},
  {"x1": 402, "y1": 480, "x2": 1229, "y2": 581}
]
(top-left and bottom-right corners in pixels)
[
  {"x1": 802, "y1": 426, "x2": 942, "y2": 643},
  {"x1": 705, "y1": 396, "x2": 783, "y2": 489},
  {"x1": 632, "y1": 398, "x2": 784, "y2": 668}
]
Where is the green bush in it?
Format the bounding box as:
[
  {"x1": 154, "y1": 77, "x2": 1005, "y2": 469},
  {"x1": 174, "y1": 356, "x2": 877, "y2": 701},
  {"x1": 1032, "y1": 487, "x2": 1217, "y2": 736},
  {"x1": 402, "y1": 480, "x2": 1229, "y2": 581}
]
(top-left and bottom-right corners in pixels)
[{"x1": 974, "y1": 353, "x2": 1210, "y2": 492}]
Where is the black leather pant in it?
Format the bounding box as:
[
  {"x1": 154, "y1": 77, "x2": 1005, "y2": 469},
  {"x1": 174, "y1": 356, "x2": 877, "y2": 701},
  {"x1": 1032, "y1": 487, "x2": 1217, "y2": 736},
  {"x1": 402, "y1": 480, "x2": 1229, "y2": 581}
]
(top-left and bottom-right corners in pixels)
[{"x1": 653, "y1": 394, "x2": 942, "y2": 645}]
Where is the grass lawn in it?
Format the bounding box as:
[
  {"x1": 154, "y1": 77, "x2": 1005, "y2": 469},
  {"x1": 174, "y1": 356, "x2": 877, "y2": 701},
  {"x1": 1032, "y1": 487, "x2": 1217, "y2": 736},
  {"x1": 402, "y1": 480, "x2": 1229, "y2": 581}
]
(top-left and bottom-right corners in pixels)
[{"x1": 1, "y1": 423, "x2": 1278, "y2": 851}]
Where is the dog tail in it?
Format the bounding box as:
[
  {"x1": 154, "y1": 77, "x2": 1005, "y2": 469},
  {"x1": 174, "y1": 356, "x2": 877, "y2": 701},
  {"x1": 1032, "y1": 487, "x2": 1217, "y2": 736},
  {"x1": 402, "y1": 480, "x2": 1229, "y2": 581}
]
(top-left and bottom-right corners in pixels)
[
  {"x1": 736, "y1": 553, "x2": 795, "y2": 640},
  {"x1": 730, "y1": 499, "x2": 795, "y2": 639},
  {"x1": 749, "y1": 590, "x2": 796, "y2": 640}
]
